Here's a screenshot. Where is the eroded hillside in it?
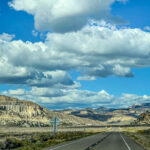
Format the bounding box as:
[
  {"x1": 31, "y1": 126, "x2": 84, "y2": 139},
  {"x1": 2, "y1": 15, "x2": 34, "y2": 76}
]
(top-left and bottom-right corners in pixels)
[{"x1": 0, "y1": 95, "x2": 104, "y2": 127}]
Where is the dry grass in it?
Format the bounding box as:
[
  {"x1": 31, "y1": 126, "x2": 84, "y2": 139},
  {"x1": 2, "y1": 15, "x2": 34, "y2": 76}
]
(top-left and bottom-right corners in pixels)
[
  {"x1": 0, "y1": 131, "x2": 97, "y2": 150},
  {"x1": 125, "y1": 128, "x2": 150, "y2": 150},
  {"x1": 1, "y1": 126, "x2": 150, "y2": 150},
  {"x1": 0, "y1": 126, "x2": 113, "y2": 134}
]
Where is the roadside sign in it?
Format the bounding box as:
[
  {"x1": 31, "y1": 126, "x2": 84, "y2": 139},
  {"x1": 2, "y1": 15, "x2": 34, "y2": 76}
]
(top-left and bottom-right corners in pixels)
[{"x1": 50, "y1": 116, "x2": 61, "y2": 133}]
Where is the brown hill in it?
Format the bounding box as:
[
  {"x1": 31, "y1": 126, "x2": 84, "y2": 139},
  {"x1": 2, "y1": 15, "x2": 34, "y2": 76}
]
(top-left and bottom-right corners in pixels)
[
  {"x1": 0, "y1": 95, "x2": 103, "y2": 127},
  {"x1": 134, "y1": 111, "x2": 150, "y2": 125},
  {"x1": 59, "y1": 108, "x2": 137, "y2": 125}
]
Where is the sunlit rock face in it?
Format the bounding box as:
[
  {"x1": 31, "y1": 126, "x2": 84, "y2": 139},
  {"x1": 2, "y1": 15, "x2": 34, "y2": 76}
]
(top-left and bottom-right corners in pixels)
[
  {"x1": 135, "y1": 111, "x2": 150, "y2": 125},
  {"x1": 0, "y1": 95, "x2": 51, "y2": 127},
  {"x1": 0, "y1": 95, "x2": 104, "y2": 127}
]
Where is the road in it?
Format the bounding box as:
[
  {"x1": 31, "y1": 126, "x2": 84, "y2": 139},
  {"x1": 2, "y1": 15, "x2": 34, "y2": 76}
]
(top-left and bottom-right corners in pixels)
[{"x1": 46, "y1": 132, "x2": 145, "y2": 150}]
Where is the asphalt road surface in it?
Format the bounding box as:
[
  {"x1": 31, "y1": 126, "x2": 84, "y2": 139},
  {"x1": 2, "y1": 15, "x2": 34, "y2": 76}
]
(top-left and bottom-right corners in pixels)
[{"x1": 46, "y1": 132, "x2": 145, "y2": 150}]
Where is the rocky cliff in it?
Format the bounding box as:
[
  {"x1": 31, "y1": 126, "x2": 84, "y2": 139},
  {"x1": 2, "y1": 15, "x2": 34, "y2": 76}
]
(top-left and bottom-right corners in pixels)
[
  {"x1": 1, "y1": 95, "x2": 148, "y2": 127},
  {"x1": 0, "y1": 95, "x2": 103, "y2": 127},
  {"x1": 0, "y1": 95, "x2": 50, "y2": 127},
  {"x1": 134, "y1": 111, "x2": 150, "y2": 125}
]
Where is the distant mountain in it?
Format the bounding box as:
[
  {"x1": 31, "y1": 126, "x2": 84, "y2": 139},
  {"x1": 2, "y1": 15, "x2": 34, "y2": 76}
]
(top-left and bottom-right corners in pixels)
[
  {"x1": 1, "y1": 95, "x2": 150, "y2": 127},
  {"x1": 59, "y1": 108, "x2": 136, "y2": 125},
  {"x1": 95, "y1": 107, "x2": 116, "y2": 114},
  {"x1": 129, "y1": 103, "x2": 150, "y2": 113},
  {"x1": 96, "y1": 103, "x2": 150, "y2": 115},
  {"x1": 60, "y1": 103, "x2": 150, "y2": 125},
  {"x1": 0, "y1": 95, "x2": 104, "y2": 127},
  {"x1": 69, "y1": 108, "x2": 113, "y2": 122}
]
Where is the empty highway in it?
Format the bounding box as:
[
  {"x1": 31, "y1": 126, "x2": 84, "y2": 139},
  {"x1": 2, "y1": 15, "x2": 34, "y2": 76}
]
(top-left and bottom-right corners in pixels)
[{"x1": 46, "y1": 132, "x2": 145, "y2": 150}]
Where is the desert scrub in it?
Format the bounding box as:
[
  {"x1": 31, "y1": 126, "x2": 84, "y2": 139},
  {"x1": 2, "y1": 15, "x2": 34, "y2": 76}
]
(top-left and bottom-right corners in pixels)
[
  {"x1": 2, "y1": 137, "x2": 23, "y2": 150},
  {"x1": 125, "y1": 129, "x2": 150, "y2": 150},
  {"x1": 7, "y1": 132, "x2": 96, "y2": 150}
]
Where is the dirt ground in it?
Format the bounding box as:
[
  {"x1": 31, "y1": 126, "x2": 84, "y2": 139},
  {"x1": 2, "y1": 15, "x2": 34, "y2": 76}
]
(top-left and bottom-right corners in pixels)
[{"x1": 0, "y1": 126, "x2": 150, "y2": 134}]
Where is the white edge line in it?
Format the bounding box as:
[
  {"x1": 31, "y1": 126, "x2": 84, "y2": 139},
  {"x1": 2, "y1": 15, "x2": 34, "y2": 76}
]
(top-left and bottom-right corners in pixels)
[
  {"x1": 49, "y1": 134, "x2": 99, "y2": 150},
  {"x1": 120, "y1": 133, "x2": 132, "y2": 150},
  {"x1": 49, "y1": 140, "x2": 78, "y2": 150}
]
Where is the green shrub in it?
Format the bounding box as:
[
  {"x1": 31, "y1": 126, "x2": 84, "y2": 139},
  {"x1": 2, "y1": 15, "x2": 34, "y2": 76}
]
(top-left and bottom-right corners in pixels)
[
  {"x1": 11, "y1": 132, "x2": 97, "y2": 150},
  {"x1": 5, "y1": 137, "x2": 23, "y2": 149}
]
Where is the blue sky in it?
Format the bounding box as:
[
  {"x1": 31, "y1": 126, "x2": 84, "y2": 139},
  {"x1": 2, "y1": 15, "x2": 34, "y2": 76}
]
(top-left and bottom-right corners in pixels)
[
  {"x1": 0, "y1": 0, "x2": 150, "y2": 109},
  {"x1": 0, "y1": 0, "x2": 42, "y2": 42}
]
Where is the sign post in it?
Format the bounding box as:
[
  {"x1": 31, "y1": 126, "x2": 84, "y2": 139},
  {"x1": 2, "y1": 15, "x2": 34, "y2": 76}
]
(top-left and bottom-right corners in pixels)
[{"x1": 50, "y1": 116, "x2": 60, "y2": 133}]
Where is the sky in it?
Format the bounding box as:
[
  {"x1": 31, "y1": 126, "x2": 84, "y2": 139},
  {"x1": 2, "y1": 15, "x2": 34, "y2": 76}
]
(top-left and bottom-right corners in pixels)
[{"x1": 0, "y1": 0, "x2": 150, "y2": 110}]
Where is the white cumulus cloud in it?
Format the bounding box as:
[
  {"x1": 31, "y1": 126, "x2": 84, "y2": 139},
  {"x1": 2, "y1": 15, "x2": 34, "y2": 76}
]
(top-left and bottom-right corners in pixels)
[
  {"x1": 1, "y1": 22, "x2": 150, "y2": 108},
  {"x1": 0, "y1": 33, "x2": 15, "y2": 41},
  {"x1": 9, "y1": 0, "x2": 127, "y2": 32},
  {"x1": 2, "y1": 88, "x2": 150, "y2": 109},
  {"x1": 1, "y1": 22, "x2": 150, "y2": 82}
]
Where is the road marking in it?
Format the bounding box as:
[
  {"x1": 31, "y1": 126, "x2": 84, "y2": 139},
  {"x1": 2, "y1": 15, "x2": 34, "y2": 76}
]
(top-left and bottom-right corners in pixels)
[
  {"x1": 85, "y1": 133, "x2": 111, "y2": 150},
  {"x1": 120, "y1": 133, "x2": 131, "y2": 150},
  {"x1": 49, "y1": 140, "x2": 79, "y2": 150},
  {"x1": 49, "y1": 134, "x2": 100, "y2": 150}
]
